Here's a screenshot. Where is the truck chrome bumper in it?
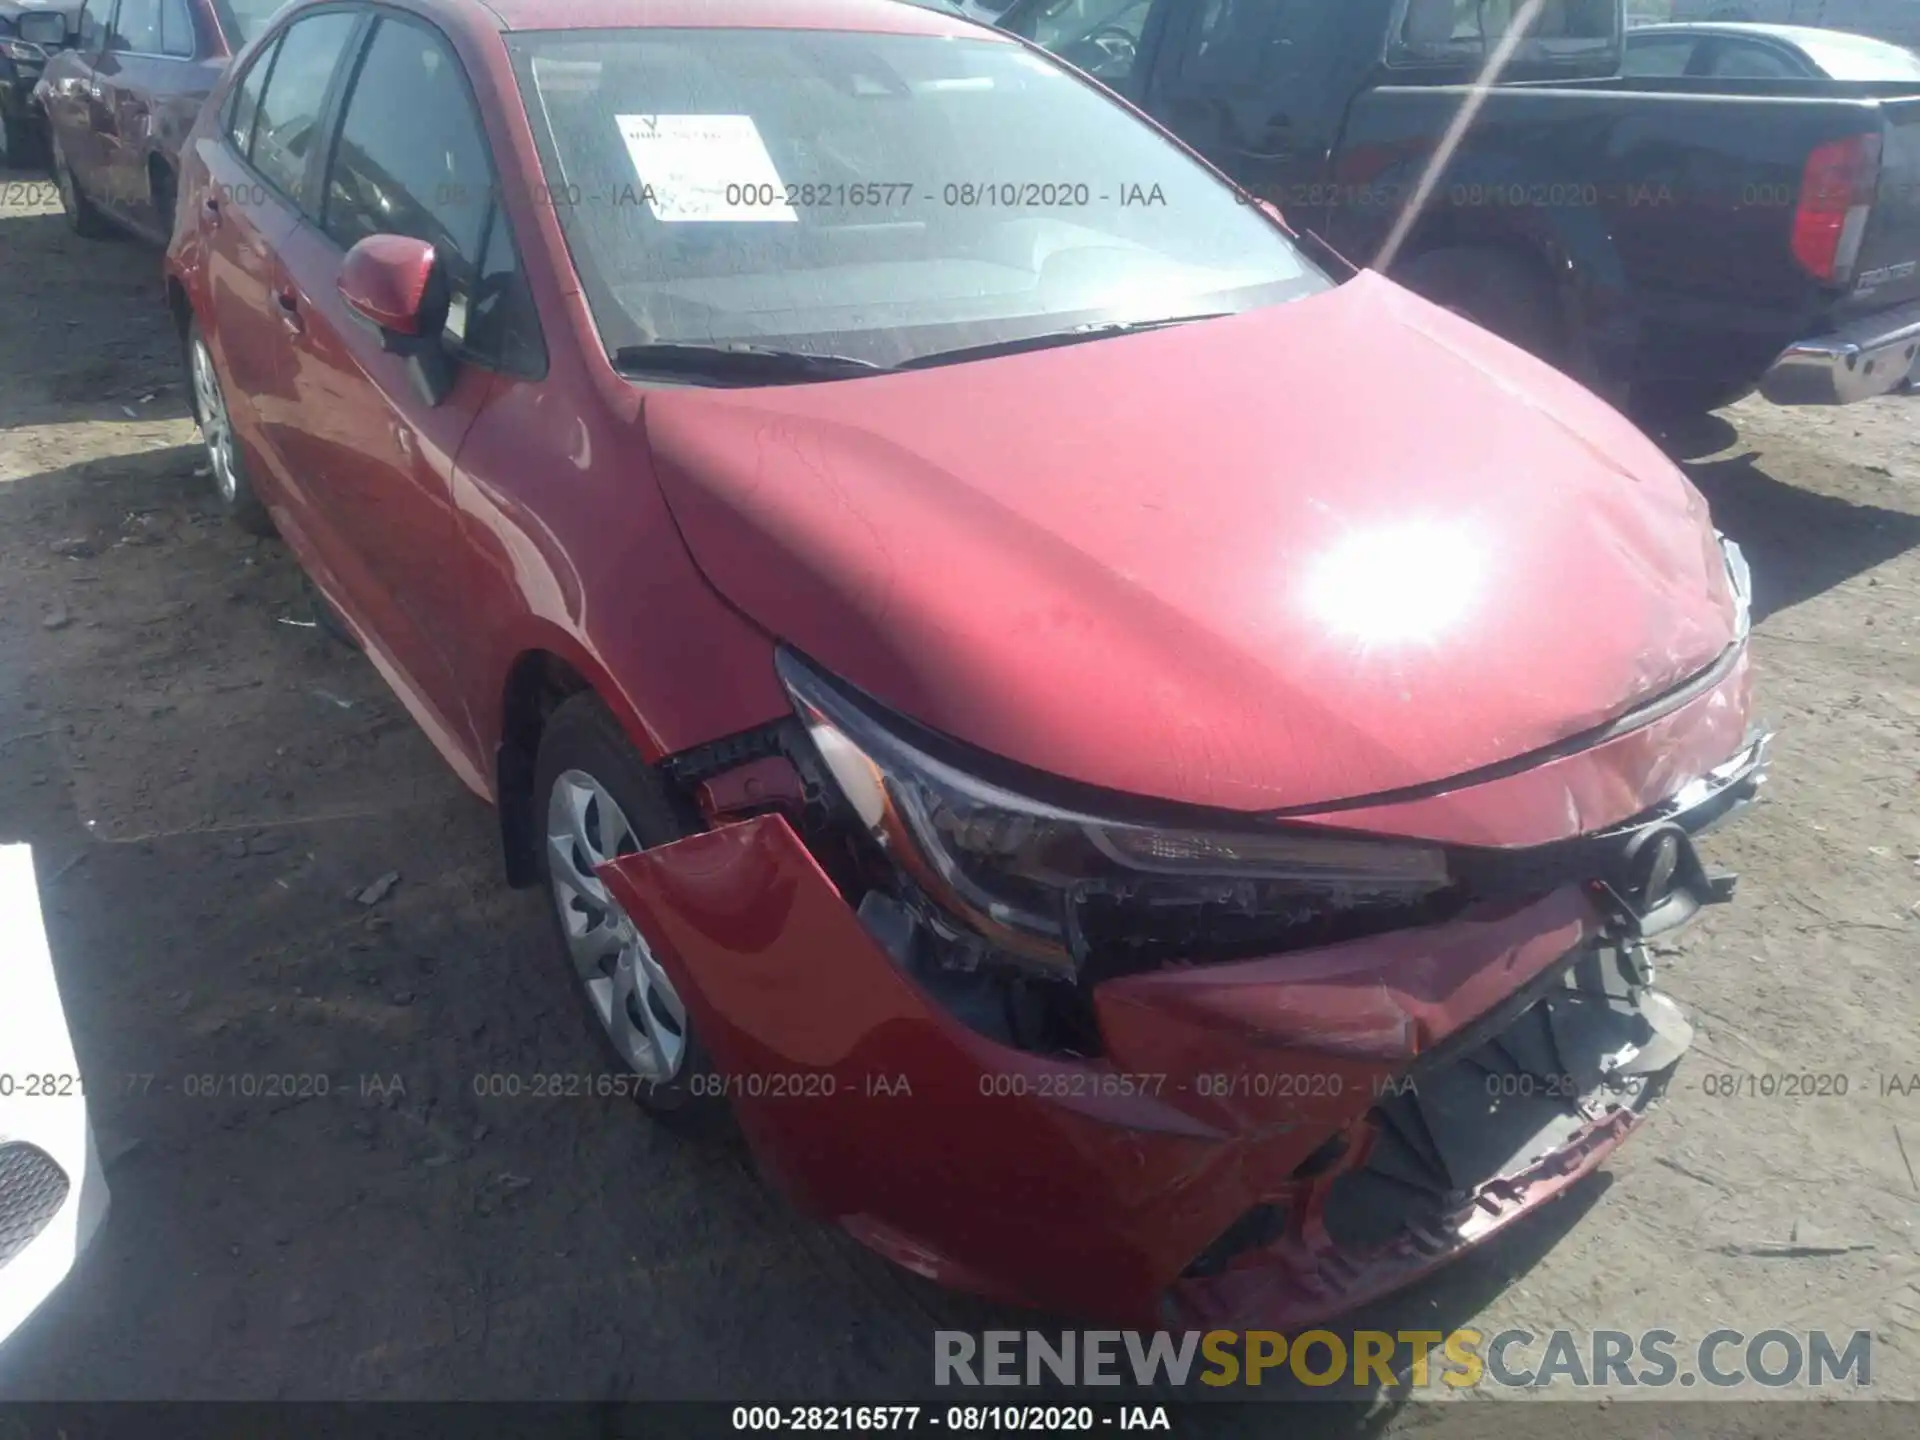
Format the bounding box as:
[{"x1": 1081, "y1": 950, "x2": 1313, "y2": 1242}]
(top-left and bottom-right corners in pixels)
[{"x1": 1759, "y1": 298, "x2": 1920, "y2": 406}]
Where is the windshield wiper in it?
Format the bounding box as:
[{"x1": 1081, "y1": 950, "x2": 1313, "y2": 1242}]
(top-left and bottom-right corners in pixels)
[
  {"x1": 894, "y1": 313, "x2": 1236, "y2": 371},
  {"x1": 610, "y1": 342, "x2": 890, "y2": 385}
]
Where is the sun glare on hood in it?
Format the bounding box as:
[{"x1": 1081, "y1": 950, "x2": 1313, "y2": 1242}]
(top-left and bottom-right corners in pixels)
[{"x1": 1303, "y1": 518, "x2": 1491, "y2": 649}]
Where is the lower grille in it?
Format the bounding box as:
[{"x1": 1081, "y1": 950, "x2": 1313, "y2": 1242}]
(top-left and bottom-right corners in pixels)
[{"x1": 0, "y1": 1140, "x2": 71, "y2": 1270}]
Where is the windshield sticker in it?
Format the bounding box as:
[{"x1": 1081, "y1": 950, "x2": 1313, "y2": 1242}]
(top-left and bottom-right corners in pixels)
[{"x1": 615, "y1": 114, "x2": 798, "y2": 223}]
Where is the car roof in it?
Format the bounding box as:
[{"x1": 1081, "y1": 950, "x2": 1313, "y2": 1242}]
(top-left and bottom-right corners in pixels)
[{"x1": 473, "y1": 0, "x2": 991, "y2": 38}]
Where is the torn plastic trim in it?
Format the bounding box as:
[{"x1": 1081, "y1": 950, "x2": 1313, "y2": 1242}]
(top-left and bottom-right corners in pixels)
[
  {"x1": 593, "y1": 820, "x2": 1623, "y2": 1324},
  {"x1": 1170, "y1": 938, "x2": 1692, "y2": 1326},
  {"x1": 656, "y1": 718, "x2": 800, "y2": 792}
]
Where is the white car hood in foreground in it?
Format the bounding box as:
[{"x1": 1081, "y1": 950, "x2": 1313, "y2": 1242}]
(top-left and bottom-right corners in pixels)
[{"x1": 0, "y1": 843, "x2": 108, "y2": 1350}]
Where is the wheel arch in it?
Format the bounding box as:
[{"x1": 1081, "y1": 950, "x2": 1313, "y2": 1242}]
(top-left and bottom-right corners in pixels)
[
  {"x1": 1393, "y1": 211, "x2": 1634, "y2": 399},
  {"x1": 495, "y1": 647, "x2": 597, "y2": 888},
  {"x1": 492, "y1": 627, "x2": 706, "y2": 887}
]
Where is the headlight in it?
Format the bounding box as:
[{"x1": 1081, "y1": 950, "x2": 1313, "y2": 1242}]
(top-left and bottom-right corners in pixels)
[
  {"x1": 777, "y1": 649, "x2": 1451, "y2": 980},
  {"x1": 1719, "y1": 533, "x2": 1751, "y2": 641},
  {"x1": 0, "y1": 38, "x2": 47, "y2": 61}
]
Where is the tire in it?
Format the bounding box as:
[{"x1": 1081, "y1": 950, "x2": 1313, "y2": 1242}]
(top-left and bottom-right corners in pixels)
[
  {"x1": 151, "y1": 162, "x2": 177, "y2": 243},
  {"x1": 532, "y1": 693, "x2": 725, "y2": 1133},
  {"x1": 0, "y1": 109, "x2": 39, "y2": 171},
  {"x1": 1395, "y1": 246, "x2": 1566, "y2": 367},
  {"x1": 185, "y1": 319, "x2": 275, "y2": 536},
  {"x1": 49, "y1": 130, "x2": 113, "y2": 239}
]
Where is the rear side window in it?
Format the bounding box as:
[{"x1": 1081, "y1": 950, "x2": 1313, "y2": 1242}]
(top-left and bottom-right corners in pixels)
[
  {"x1": 214, "y1": 0, "x2": 288, "y2": 46},
  {"x1": 227, "y1": 35, "x2": 276, "y2": 154},
  {"x1": 249, "y1": 9, "x2": 357, "y2": 209},
  {"x1": 1621, "y1": 35, "x2": 1698, "y2": 76},
  {"x1": 160, "y1": 0, "x2": 195, "y2": 56},
  {"x1": 77, "y1": 0, "x2": 107, "y2": 51},
  {"x1": 1389, "y1": 0, "x2": 1616, "y2": 66},
  {"x1": 1706, "y1": 40, "x2": 1801, "y2": 77},
  {"x1": 110, "y1": 0, "x2": 162, "y2": 52}
]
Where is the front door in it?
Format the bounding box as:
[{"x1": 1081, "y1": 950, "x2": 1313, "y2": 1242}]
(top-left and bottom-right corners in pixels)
[
  {"x1": 40, "y1": 0, "x2": 110, "y2": 190},
  {"x1": 268, "y1": 10, "x2": 510, "y2": 763}
]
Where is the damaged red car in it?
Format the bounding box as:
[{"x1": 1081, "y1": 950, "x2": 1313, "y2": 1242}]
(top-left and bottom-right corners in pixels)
[{"x1": 162, "y1": 0, "x2": 1769, "y2": 1327}]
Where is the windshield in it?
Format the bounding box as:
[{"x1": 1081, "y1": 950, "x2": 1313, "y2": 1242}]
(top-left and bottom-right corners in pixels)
[
  {"x1": 1387, "y1": 0, "x2": 1619, "y2": 67},
  {"x1": 1794, "y1": 29, "x2": 1920, "y2": 81},
  {"x1": 506, "y1": 27, "x2": 1328, "y2": 370}
]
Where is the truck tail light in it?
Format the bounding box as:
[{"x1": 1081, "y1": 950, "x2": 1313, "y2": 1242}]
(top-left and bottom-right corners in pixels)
[{"x1": 1791, "y1": 133, "x2": 1881, "y2": 284}]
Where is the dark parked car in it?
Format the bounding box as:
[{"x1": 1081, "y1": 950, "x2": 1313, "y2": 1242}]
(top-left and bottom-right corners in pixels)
[
  {"x1": 1000, "y1": 0, "x2": 1920, "y2": 418},
  {"x1": 33, "y1": 0, "x2": 279, "y2": 241},
  {"x1": 0, "y1": 0, "x2": 79, "y2": 166},
  {"x1": 165, "y1": 0, "x2": 1767, "y2": 1325},
  {"x1": 1626, "y1": 21, "x2": 1920, "y2": 79}
]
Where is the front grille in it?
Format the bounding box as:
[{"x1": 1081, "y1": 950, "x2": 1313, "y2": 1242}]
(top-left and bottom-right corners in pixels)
[{"x1": 0, "y1": 1140, "x2": 71, "y2": 1270}]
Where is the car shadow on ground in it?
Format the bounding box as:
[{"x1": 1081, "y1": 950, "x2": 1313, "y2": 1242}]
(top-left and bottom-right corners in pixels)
[{"x1": 1683, "y1": 451, "x2": 1920, "y2": 623}]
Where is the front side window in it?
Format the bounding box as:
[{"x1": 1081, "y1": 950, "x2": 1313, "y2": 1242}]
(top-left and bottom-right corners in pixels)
[
  {"x1": 321, "y1": 18, "x2": 491, "y2": 261},
  {"x1": 1175, "y1": 0, "x2": 1318, "y2": 85},
  {"x1": 999, "y1": 0, "x2": 1154, "y2": 86},
  {"x1": 319, "y1": 15, "x2": 538, "y2": 367},
  {"x1": 248, "y1": 9, "x2": 357, "y2": 210},
  {"x1": 110, "y1": 0, "x2": 161, "y2": 53},
  {"x1": 508, "y1": 27, "x2": 1328, "y2": 369},
  {"x1": 1389, "y1": 0, "x2": 1617, "y2": 66}
]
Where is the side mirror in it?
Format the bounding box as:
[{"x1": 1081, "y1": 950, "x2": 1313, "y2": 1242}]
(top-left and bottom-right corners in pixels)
[
  {"x1": 338, "y1": 233, "x2": 457, "y2": 406},
  {"x1": 16, "y1": 12, "x2": 70, "y2": 46}
]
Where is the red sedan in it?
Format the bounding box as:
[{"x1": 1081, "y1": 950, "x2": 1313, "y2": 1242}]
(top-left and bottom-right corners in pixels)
[{"x1": 163, "y1": 0, "x2": 1768, "y2": 1327}]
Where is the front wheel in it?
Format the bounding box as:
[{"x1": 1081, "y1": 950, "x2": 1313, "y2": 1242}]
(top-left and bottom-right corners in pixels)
[{"x1": 532, "y1": 693, "x2": 724, "y2": 1131}]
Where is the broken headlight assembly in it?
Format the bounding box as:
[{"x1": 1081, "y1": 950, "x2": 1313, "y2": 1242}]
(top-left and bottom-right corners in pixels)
[{"x1": 776, "y1": 649, "x2": 1456, "y2": 984}]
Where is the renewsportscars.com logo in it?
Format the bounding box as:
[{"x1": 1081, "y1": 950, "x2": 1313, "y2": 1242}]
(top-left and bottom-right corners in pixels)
[{"x1": 934, "y1": 1328, "x2": 1873, "y2": 1392}]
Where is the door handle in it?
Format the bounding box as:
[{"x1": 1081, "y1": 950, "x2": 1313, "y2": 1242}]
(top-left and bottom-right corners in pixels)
[{"x1": 275, "y1": 287, "x2": 304, "y2": 334}]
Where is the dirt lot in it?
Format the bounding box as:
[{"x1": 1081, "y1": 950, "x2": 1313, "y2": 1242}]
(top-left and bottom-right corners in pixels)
[{"x1": 0, "y1": 162, "x2": 1917, "y2": 1423}]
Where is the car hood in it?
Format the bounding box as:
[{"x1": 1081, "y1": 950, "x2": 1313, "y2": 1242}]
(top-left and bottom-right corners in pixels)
[{"x1": 642, "y1": 270, "x2": 1737, "y2": 816}]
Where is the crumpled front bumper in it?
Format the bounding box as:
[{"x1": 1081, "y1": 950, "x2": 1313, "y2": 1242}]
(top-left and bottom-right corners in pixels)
[{"x1": 598, "y1": 811, "x2": 1712, "y2": 1327}]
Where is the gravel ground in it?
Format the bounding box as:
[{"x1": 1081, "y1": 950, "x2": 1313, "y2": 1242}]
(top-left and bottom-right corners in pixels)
[{"x1": 0, "y1": 167, "x2": 1917, "y2": 1428}]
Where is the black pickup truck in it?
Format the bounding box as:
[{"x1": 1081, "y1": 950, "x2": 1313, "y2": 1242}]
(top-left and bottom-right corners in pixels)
[{"x1": 997, "y1": 0, "x2": 1920, "y2": 418}]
